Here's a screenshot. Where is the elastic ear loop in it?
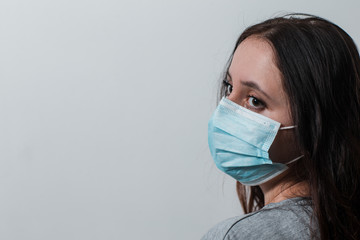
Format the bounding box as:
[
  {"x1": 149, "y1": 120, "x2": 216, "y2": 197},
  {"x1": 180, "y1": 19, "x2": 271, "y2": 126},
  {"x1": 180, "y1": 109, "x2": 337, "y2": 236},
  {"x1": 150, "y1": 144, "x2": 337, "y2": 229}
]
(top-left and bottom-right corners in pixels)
[
  {"x1": 279, "y1": 125, "x2": 297, "y2": 130},
  {"x1": 286, "y1": 155, "x2": 304, "y2": 165},
  {"x1": 278, "y1": 125, "x2": 304, "y2": 164}
]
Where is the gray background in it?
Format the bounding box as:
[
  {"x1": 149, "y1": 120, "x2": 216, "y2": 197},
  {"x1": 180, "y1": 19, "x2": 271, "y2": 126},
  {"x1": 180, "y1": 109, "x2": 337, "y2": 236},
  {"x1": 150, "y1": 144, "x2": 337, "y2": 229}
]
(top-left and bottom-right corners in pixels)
[{"x1": 0, "y1": 0, "x2": 359, "y2": 239}]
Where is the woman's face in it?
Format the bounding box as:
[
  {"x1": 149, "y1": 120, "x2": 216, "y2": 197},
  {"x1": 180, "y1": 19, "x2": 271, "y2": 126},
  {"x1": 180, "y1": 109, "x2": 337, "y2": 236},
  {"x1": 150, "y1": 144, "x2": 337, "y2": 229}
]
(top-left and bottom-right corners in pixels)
[{"x1": 226, "y1": 37, "x2": 300, "y2": 164}]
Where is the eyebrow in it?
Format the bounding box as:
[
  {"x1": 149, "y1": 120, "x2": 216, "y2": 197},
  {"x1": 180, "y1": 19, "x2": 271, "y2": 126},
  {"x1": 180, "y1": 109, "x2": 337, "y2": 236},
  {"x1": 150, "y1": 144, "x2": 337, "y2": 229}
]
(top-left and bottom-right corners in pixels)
[
  {"x1": 227, "y1": 72, "x2": 272, "y2": 100},
  {"x1": 242, "y1": 81, "x2": 272, "y2": 100}
]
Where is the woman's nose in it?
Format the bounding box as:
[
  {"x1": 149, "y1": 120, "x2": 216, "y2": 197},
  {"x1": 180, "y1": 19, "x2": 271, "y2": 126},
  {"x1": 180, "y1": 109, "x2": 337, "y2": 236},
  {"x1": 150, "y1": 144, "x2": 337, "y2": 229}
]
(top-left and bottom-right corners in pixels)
[{"x1": 227, "y1": 93, "x2": 242, "y2": 107}]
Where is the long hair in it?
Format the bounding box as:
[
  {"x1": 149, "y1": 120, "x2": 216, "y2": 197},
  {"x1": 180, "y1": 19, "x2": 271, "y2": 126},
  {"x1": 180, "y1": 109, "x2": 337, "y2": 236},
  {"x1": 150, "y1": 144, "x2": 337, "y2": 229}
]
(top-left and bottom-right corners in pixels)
[{"x1": 219, "y1": 14, "x2": 360, "y2": 240}]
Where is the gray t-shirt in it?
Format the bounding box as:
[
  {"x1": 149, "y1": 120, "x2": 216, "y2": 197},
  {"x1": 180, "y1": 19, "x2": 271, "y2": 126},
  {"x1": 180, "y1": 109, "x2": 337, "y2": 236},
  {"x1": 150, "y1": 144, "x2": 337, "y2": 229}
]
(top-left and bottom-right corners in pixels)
[{"x1": 202, "y1": 197, "x2": 319, "y2": 240}]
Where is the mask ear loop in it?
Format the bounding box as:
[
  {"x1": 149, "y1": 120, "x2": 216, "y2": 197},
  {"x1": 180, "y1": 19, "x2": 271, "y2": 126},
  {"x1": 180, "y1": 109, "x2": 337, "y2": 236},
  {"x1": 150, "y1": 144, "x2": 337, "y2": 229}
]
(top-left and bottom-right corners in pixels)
[
  {"x1": 280, "y1": 125, "x2": 297, "y2": 130},
  {"x1": 279, "y1": 125, "x2": 304, "y2": 164},
  {"x1": 286, "y1": 155, "x2": 304, "y2": 165}
]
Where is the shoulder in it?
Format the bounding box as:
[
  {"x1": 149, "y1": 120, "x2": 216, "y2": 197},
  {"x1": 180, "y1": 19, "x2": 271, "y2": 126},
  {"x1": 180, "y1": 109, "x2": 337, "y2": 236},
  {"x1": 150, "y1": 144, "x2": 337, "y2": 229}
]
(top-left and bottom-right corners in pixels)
[
  {"x1": 202, "y1": 197, "x2": 315, "y2": 240},
  {"x1": 201, "y1": 216, "x2": 244, "y2": 240}
]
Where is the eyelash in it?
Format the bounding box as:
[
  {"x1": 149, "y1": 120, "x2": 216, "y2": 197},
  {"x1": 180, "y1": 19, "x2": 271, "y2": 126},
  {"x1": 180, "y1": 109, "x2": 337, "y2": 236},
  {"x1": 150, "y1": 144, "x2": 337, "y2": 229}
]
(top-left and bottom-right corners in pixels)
[{"x1": 223, "y1": 80, "x2": 266, "y2": 110}]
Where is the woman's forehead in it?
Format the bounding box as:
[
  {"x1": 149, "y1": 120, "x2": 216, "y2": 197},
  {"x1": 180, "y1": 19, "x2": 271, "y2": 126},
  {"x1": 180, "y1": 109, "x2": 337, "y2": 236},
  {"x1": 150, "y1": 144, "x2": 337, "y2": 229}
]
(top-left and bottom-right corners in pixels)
[
  {"x1": 228, "y1": 37, "x2": 288, "y2": 105},
  {"x1": 229, "y1": 38, "x2": 277, "y2": 78}
]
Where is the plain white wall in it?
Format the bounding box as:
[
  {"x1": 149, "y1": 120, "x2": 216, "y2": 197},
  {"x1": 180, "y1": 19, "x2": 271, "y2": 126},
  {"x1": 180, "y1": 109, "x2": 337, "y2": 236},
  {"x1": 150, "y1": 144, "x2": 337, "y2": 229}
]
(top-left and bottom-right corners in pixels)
[{"x1": 0, "y1": 0, "x2": 359, "y2": 239}]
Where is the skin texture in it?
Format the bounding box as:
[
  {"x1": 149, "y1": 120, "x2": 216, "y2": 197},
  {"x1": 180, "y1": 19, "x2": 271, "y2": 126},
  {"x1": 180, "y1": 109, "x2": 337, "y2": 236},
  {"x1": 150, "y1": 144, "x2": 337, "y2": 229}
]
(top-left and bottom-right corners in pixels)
[{"x1": 226, "y1": 37, "x2": 309, "y2": 204}]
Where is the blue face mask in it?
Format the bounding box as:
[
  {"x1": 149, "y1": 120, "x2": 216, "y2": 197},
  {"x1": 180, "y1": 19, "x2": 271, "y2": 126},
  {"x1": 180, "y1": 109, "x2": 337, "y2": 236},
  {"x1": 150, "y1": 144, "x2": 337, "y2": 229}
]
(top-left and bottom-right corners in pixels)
[{"x1": 208, "y1": 97, "x2": 303, "y2": 186}]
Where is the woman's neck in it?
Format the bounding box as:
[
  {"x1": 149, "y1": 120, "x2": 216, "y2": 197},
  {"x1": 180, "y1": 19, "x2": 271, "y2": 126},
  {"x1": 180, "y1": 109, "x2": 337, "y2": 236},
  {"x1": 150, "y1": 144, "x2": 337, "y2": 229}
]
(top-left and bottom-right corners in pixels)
[{"x1": 260, "y1": 179, "x2": 310, "y2": 205}]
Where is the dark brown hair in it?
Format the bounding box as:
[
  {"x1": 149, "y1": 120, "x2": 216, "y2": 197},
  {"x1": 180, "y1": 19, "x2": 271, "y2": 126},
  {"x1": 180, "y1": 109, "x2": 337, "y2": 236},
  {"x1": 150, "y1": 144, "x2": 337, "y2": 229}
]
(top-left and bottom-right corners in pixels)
[{"x1": 220, "y1": 14, "x2": 360, "y2": 240}]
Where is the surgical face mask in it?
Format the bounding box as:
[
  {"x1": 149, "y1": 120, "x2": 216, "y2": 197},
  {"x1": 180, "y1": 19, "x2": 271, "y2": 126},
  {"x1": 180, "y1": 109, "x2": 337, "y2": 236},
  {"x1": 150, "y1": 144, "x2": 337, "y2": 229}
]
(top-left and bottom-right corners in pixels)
[{"x1": 208, "y1": 97, "x2": 303, "y2": 186}]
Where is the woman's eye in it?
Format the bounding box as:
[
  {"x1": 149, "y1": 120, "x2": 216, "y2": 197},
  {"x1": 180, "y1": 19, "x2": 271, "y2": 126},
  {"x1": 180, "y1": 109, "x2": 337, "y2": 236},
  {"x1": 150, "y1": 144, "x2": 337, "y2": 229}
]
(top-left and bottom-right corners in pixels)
[
  {"x1": 247, "y1": 96, "x2": 265, "y2": 109},
  {"x1": 227, "y1": 84, "x2": 233, "y2": 95},
  {"x1": 223, "y1": 80, "x2": 233, "y2": 96}
]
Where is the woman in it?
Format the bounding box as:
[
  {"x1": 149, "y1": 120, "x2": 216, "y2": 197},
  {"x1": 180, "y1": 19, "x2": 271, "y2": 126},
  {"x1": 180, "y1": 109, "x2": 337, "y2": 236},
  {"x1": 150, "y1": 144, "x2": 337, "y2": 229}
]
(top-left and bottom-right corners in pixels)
[{"x1": 203, "y1": 14, "x2": 360, "y2": 240}]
